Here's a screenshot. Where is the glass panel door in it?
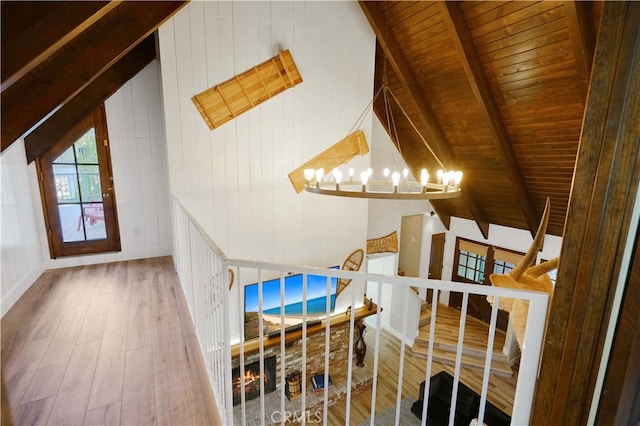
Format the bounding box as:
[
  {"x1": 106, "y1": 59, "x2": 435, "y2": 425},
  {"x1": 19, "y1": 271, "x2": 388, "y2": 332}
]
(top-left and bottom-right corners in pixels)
[{"x1": 36, "y1": 105, "x2": 120, "y2": 258}]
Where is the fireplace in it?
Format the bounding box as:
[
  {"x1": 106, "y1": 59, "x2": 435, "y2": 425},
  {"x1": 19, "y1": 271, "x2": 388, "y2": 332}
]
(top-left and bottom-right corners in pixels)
[{"x1": 232, "y1": 356, "x2": 276, "y2": 406}]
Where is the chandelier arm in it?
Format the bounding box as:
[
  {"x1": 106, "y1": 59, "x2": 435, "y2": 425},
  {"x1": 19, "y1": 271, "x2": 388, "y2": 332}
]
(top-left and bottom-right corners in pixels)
[
  {"x1": 347, "y1": 84, "x2": 384, "y2": 136},
  {"x1": 386, "y1": 88, "x2": 448, "y2": 171},
  {"x1": 385, "y1": 87, "x2": 403, "y2": 169}
]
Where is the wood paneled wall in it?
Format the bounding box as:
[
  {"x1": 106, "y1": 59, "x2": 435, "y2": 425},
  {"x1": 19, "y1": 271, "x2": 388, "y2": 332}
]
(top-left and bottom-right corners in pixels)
[
  {"x1": 157, "y1": 2, "x2": 375, "y2": 268},
  {"x1": 532, "y1": 2, "x2": 640, "y2": 423},
  {"x1": 1, "y1": 61, "x2": 173, "y2": 314},
  {"x1": 104, "y1": 61, "x2": 172, "y2": 260},
  {"x1": 0, "y1": 141, "x2": 44, "y2": 315}
]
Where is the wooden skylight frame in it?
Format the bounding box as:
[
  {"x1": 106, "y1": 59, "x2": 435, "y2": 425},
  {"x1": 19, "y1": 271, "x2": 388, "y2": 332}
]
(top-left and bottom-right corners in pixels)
[{"x1": 191, "y1": 49, "x2": 302, "y2": 130}]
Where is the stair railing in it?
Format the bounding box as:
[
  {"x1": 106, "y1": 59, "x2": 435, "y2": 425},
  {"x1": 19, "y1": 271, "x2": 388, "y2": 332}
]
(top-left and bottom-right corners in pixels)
[{"x1": 172, "y1": 197, "x2": 549, "y2": 425}]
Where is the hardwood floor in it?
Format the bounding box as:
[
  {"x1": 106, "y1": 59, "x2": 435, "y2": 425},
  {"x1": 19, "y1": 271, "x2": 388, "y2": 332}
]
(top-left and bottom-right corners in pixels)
[
  {"x1": 326, "y1": 324, "x2": 518, "y2": 424},
  {"x1": 1, "y1": 257, "x2": 220, "y2": 426},
  {"x1": 2, "y1": 256, "x2": 518, "y2": 425}
]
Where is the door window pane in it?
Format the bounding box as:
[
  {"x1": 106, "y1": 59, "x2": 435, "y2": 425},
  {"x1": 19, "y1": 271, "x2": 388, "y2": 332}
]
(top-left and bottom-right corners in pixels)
[
  {"x1": 53, "y1": 164, "x2": 79, "y2": 202},
  {"x1": 53, "y1": 146, "x2": 75, "y2": 164},
  {"x1": 52, "y1": 129, "x2": 105, "y2": 243},
  {"x1": 74, "y1": 129, "x2": 98, "y2": 163},
  {"x1": 59, "y1": 204, "x2": 83, "y2": 242},
  {"x1": 78, "y1": 165, "x2": 102, "y2": 202}
]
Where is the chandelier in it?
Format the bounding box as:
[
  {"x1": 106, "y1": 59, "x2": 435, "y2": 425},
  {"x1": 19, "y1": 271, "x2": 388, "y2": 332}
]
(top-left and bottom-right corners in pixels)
[
  {"x1": 303, "y1": 166, "x2": 461, "y2": 200},
  {"x1": 302, "y1": 84, "x2": 463, "y2": 200}
]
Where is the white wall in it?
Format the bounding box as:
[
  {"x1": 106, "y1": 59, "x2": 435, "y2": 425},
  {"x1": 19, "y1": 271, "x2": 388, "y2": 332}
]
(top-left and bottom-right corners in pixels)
[
  {"x1": 158, "y1": 1, "x2": 374, "y2": 266},
  {"x1": 365, "y1": 113, "x2": 563, "y2": 351},
  {"x1": 158, "y1": 1, "x2": 376, "y2": 343},
  {"x1": 32, "y1": 60, "x2": 173, "y2": 269},
  {"x1": 1, "y1": 60, "x2": 172, "y2": 317},
  {"x1": 1, "y1": 140, "x2": 44, "y2": 316}
]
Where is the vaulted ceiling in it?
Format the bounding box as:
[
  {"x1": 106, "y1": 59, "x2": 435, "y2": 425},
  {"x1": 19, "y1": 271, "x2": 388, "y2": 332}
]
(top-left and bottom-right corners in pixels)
[
  {"x1": 0, "y1": 1, "x2": 187, "y2": 161},
  {"x1": 2, "y1": 1, "x2": 603, "y2": 238},
  {"x1": 360, "y1": 1, "x2": 604, "y2": 237}
]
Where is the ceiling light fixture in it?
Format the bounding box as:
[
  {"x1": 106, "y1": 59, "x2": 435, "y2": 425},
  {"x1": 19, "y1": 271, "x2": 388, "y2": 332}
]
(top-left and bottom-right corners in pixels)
[
  {"x1": 303, "y1": 8, "x2": 463, "y2": 201},
  {"x1": 302, "y1": 85, "x2": 463, "y2": 200}
]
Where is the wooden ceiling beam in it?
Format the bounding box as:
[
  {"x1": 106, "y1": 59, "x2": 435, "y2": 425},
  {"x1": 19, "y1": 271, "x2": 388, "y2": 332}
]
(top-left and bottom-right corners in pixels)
[
  {"x1": 1, "y1": 1, "x2": 187, "y2": 152},
  {"x1": 564, "y1": 1, "x2": 595, "y2": 105},
  {"x1": 440, "y1": 2, "x2": 540, "y2": 237},
  {"x1": 1, "y1": 1, "x2": 116, "y2": 92},
  {"x1": 359, "y1": 1, "x2": 489, "y2": 239},
  {"x1": 532, "y1": 2, "x2": 640, "y2": 423},
  {"x1": 24, "y1": 35, "x2": 157, "y2": 163},
  {"x1": 374, "y1": 108, "x2": 452, "y2": 230}
]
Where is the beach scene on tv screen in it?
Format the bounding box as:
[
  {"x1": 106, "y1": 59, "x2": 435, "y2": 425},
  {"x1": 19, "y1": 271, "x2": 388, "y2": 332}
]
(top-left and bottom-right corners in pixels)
[{"x1": 244, "y1": 269, "x2": 338, "y2": 340}]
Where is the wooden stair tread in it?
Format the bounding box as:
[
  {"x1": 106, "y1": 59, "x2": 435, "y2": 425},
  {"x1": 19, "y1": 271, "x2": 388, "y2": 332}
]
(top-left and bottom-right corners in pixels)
[
  {"x1": 412, "y1": 346, "x2": 513, "y2": 376},
  {"x1": 412, "y1": 303, "x2": 512, "y2": 376}
]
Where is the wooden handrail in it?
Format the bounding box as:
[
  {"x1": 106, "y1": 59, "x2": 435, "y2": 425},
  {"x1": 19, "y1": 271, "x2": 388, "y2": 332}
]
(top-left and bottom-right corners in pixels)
[{"x1": 231, "y1": 299, "x2": 378, "y2": 358}]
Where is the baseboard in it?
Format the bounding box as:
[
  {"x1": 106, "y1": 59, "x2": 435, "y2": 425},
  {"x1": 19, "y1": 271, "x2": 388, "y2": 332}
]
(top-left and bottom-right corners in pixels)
[
  {"x1": 1, "y1": 267, "x2": 43, "y2": 317},
  {"x1": 41, "y1": 246, "x2": 172, "y2": 270}
]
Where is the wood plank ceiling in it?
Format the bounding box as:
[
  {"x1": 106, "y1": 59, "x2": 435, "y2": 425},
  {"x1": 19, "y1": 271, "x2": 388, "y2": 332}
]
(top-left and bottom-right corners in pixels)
[
  {"x1": 0, "y1": 1, "x2": 187, "y2": 162},
  {"x1": 1, "y1": 1, "x2": 604, "y2": 238},
  {"x1": 360, "y1": 1, "x2": 603, "y2": 237}
]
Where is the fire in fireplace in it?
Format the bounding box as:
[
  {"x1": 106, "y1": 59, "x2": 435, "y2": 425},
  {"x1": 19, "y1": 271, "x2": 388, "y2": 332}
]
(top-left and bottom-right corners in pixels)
[{"x1": 232, "y1": 357, "x2": 276, "y2": 406}]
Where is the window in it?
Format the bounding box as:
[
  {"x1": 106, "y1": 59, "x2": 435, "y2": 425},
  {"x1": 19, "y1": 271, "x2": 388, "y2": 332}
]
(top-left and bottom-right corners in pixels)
[
  {"x1": 452, "y1": 238, "x2": 524, "y2": 284},
  {"x1": 457, "y1": 249, "x2": 486, "y2": 283},
  {"x1": 36, "y1": 105, "x2": 121, "y2": 258},
  {"x1": 450, "y1": 238, "x2": 525, "y2": 331}
]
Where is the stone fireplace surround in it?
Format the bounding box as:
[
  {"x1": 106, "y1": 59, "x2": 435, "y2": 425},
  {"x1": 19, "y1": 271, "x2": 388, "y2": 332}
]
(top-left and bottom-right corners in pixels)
[{"x1": 231, "y1": 303, "x2": 377, "y2": 423}]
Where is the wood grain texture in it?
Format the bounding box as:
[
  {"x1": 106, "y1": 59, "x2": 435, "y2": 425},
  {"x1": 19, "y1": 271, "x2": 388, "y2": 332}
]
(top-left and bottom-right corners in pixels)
[
  {"x1": 1, "y1": 257, "x2": 218, "y2": 426},
  {"x1": 1, "y1": 1, "x2": 187, "y2": 149},
  {"x1": 531, "y1": 2, "x2": 640, "y2": 424},
  {"x1": 325, "y1": 326, "x2": 518, "y2": 424}
]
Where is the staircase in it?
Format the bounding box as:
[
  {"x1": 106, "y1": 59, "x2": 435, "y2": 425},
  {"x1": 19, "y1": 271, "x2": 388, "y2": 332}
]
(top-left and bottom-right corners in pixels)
[{"x1": 413, "y1": 302, "x2": 513, "y2": 376}]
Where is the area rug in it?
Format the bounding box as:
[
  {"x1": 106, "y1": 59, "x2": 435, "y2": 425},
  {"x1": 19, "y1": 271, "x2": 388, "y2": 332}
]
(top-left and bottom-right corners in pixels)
[{"x1": 357, "y1": 396, "x2": 420, "y2": 426}]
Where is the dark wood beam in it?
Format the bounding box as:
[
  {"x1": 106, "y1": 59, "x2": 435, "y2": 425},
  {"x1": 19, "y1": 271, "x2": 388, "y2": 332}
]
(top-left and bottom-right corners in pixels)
[
  {"x1": 532, "y1": 2, "x2": 640, "y2": 424},
  {"x1": 359, "y1": 1, "x2": 490, "y2": 239},
  {"x1": 1, "y1": 1, "x2": 187, "y2": 152},
  {"x1": 373, "y1": 107, "x2": 452, "y2": 230},
  {"x1": 24, "y1": 35, "x2": 157, "y2": 163},
  {"x1": 1, "y1": 1, "x2": 115, "y2": 91},
  {"x1": 564, "y1": 1, "x2": 595, "y2": 105},
  {"x1": 439, "y1": 2, "x2": 540, "y2": 237}
]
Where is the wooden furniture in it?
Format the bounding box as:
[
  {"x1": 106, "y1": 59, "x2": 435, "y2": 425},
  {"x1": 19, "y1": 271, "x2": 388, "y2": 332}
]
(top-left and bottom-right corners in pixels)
[{"x1": 231, "y1": 299, "x2": 377, "y2": 358}]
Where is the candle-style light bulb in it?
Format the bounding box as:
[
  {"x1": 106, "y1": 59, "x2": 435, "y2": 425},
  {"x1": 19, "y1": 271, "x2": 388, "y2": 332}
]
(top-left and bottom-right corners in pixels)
[
  {"x1": 420, "y1": 168, "x2": 429, "y2": 192},
  {"x1": 383, "y1": 168, "x2": 390, "y2": 179},
  {"x1": 304, "y1": 168, "x2": 315, "y2": 186},
  {"x1": 443, "y1": 171, "x2": 451, "y2": 188},
  {"x1": 348, "y1": 168, "x2": 355, "y2": 181},
  {"x1": 334, "y1": 169, "x2": 343, "y2": 190},
  {"x1": 367, "y1": 168, "x2": 373, "y2": 177},
  {"x1": 360, "y1": 171, "x2": 369, "y2": 191},
  {"x1": 403, "y1": 168, "x2": 409, "y2": 180},
  {"x1": 391, "y1": 171, "x2": 401, "y2": 193},
  {"x1": 437, "y1": 169, "x2": 444, "y2": 184},
  {"x1": 315, "y1": 168, "x2": 324, "y2": 188},
  {"x1": 454, "y1": 171, "x2": 463, "y2": 189}
]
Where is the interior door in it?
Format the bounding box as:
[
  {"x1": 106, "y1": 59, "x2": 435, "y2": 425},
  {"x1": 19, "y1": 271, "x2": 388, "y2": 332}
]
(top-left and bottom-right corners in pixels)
[
  {"x1": 398, "y1": 214, "x2": 424, "y2": 277},
  {"x1": 427, "y1": 233, "x2": 446, "y2": 303},
  {"x1": 36, "y1": 105, "x2": 120, "y2": 258}
]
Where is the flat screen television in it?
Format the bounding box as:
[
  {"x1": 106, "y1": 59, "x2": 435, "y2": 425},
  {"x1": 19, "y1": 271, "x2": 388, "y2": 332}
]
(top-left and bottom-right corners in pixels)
[{"x1": 244, "y1": 267, "x2": 338, "y2": 340}]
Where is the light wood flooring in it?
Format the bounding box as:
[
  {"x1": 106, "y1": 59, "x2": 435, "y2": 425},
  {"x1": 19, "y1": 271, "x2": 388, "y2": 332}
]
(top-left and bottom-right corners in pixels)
[
  {"x1": 1, "y1": 257, "x2": 220, "y2": 426},
  {"x1": 2, "y1": 257, "x2": 517, "y2": 426},
  {"x1": 326, "y1": 320, "x2": 518, "y2": 424}
]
